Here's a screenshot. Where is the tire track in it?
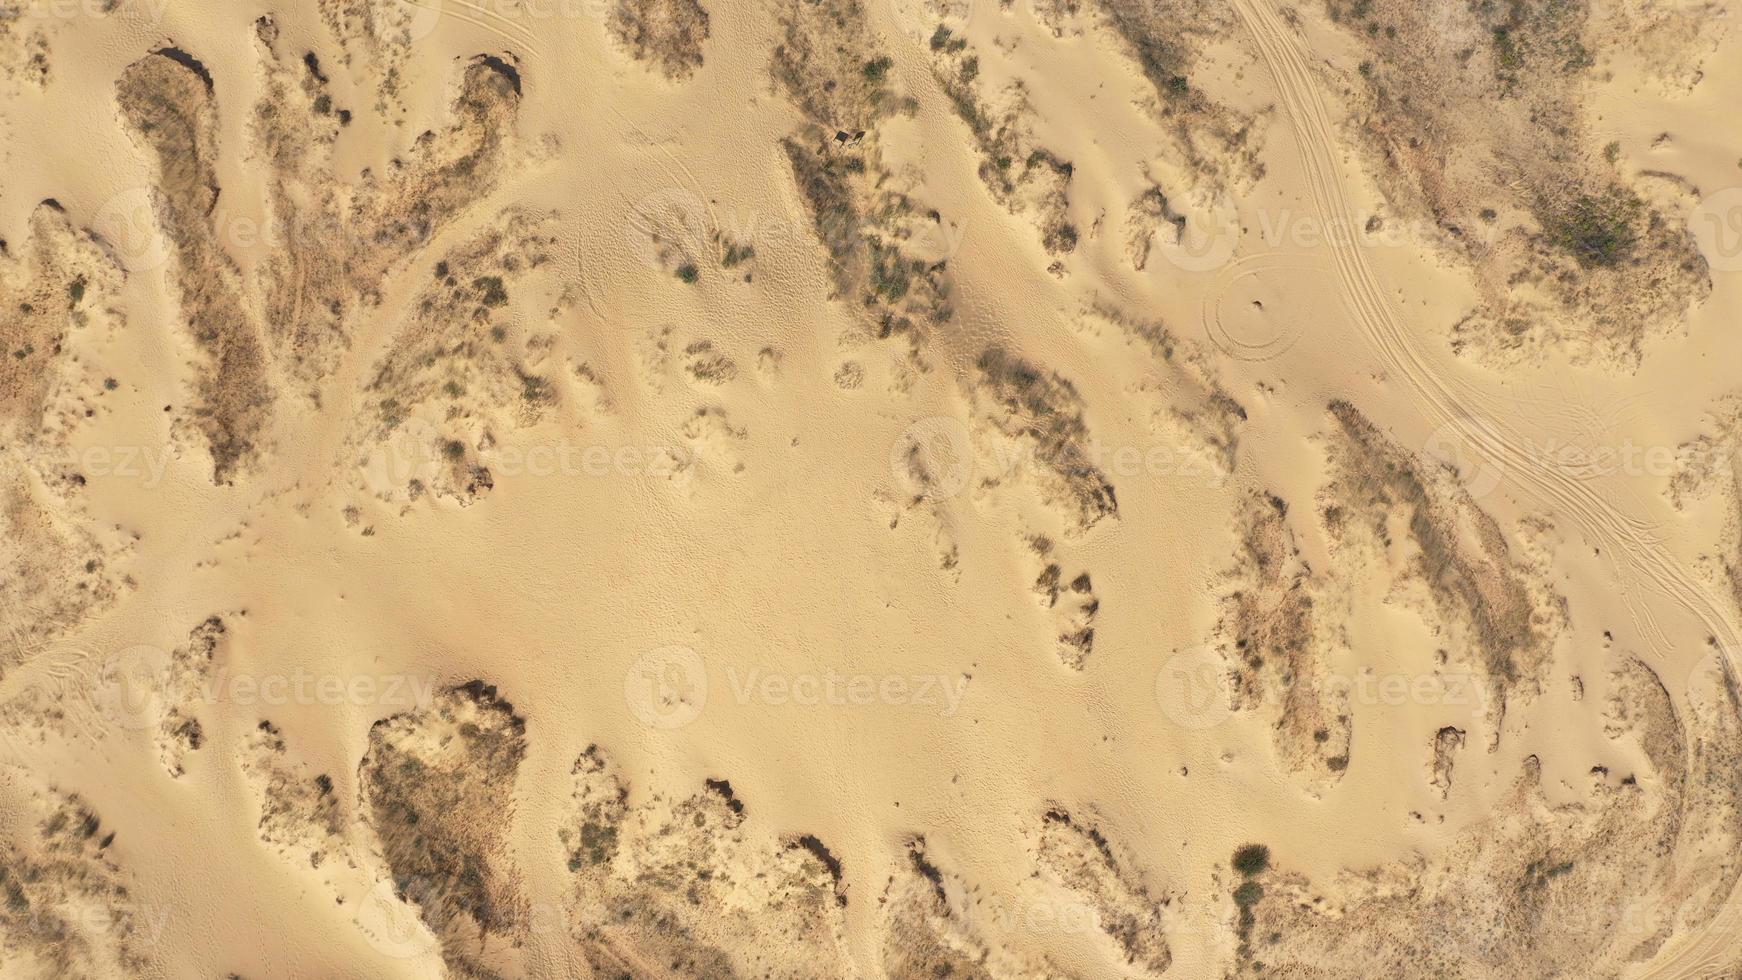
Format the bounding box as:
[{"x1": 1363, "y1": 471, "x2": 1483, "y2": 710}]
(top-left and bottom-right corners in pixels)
[
  {"x1": 403, "y1": 0, "x2": 542, "y2": 50},
  {"x1": 1230, "y1": 0, "x2": 1742, "y2": 974},
  {"x1": 1230, "y1": 0, "x2": 1735, "y2": 661}
]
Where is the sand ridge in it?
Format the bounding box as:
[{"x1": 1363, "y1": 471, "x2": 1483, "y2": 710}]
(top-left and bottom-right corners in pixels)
[{"x1": 0, "y1": 0, "x2": 1739, "y2": 976}]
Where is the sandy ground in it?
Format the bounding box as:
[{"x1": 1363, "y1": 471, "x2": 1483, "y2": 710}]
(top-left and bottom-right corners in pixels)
[{"x1": 1, "y1": 0, "x2": 1741, "y2": 976}]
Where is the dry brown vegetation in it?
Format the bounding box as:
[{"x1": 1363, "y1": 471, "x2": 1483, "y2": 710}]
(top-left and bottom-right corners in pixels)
[
  {"x1": 0, "y1": 782, "x2": 145, "y2": 976},
  {"x1": 0, "y1": 205, "x2": 127, "y2": 660},
  {"x1": 561, "y1": 746, "x2": 852, "y2": 977},
  {"x1": 243, "y1": 719, "x2": 347, "y2": 869},
  {"x1": 116, "y1": 50, "x2": 272, "y2": 484},
  {"x1": 1219, "y1": 492, "x2": 1353, "y2": 780},
  {"x1": 609, "y1": 0, "x2": 711, "y2": 79},
  {"x1": 926, "y1": 26, "x2": 1078, "y2": 255},
  {"x1": 772, "y1": 0, "x2": 956, "y2": 386},
  {"x1": 1034, "y1": 807, "x2": 1173, "y2": 974},
  {"x1": 116, "y1": 30, "x2": 522, "y2": 483},
  {"x1": 1028, "y1": 534, "x2": 1099, "y2": 668},
  {"x1": 973, "y1": 347, "x2": 1119, "y2": 535},
  {"x1": 360, "y1": 681, "x2": 529, "y2": 978},
  {"x1": 154, "y1": 615, "x2": 226, "y2": 778},
  {"x1": 881, "y1": 836, "x2": 1081, "y2": 978},
  {"x1": 1239, "y1": 654, "x2": 1742, "y2": 977},
  {"x1": 1325, "y1": 400, "x2": 1559, "y2": 721},
  {"x1": 1324, "y1": 0, "x2": 1709, "y2": 363},
  {"x1": 1091, "y1": 0, "x2": 1263, "y2": 187}
]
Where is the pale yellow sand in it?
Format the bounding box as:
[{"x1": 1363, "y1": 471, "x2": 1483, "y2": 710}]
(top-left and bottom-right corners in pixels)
[{"x1": 1, "y1": 0, "x2": 1741, "y2": 976}]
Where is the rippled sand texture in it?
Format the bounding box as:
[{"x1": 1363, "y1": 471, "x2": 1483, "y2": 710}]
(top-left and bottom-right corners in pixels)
[{"x1": 2, "y1": 0, "x2": 1742, "y2": 976}]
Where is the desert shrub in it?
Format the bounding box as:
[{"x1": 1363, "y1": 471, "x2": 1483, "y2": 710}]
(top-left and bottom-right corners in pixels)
[{"x1": 1232, "y1": 843, "x2": 1271, "y2": 876}]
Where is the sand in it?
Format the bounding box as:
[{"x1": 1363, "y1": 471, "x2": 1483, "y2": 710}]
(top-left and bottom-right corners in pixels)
[{"x1": 1, "y1": 0, "x2": 1741, "y2": 976}]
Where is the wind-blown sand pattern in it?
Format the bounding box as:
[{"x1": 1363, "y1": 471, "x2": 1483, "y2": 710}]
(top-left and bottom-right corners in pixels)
[{"x1": 1, "y1": 0, "x2": 1741, "y2": 975}]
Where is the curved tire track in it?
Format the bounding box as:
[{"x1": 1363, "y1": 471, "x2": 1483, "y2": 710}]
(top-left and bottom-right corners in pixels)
[{"x1": 1228, "y1": 1, "x2": 1742, "y2": 974}]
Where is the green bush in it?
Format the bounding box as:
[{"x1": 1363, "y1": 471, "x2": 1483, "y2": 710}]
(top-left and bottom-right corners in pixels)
[
  {"x1": 1234, "y1": 881, "x2": 1265, "y2": 907},
  {"x1": 1544, "y1": 190, "x2": 1639, "y2": 269},
  {"x1": 1232, "y1": 843, "x2": 1271, "y2": 876}
]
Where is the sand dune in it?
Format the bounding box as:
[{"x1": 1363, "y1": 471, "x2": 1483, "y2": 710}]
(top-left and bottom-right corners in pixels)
[{"x1": 2, "y1": 0, "x2": 1741, "y2": 976}]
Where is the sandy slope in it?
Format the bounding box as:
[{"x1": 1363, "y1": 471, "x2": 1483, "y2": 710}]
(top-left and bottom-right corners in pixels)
[{"x1": 1, "y1": 0, "x2": 1741, "y2": 976}]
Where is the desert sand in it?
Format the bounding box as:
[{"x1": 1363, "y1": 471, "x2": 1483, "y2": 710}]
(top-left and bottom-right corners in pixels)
[{"x1": 2, "y1": 0, "x2": 1742, "y2": 976}]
